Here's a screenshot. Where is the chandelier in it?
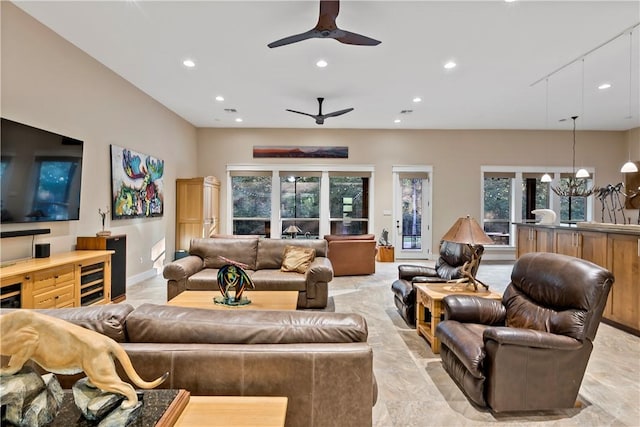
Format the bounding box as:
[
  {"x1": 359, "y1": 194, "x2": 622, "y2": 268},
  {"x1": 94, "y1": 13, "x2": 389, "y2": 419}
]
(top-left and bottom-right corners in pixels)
[{"x1": 551, "y1": 116, "x2": 595, "y2": 198}]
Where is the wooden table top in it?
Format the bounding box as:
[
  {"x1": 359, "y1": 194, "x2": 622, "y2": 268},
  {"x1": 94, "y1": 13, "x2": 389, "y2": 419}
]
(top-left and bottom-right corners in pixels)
[
  {"x1": 167, "y1": 290, "x2": 299, "y2": 310},
  {"x1": 174, "y1": 396, "x2": 288, "y2": 427},
  {"x1": 414, "y1": 282, "x2": 502, "y2": 301}
]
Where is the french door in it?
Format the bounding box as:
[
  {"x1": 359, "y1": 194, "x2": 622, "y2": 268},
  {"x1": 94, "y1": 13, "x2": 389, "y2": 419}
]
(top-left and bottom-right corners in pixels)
[{"x1": 392, "y1": 166, "x2": 432, "y2": 259}]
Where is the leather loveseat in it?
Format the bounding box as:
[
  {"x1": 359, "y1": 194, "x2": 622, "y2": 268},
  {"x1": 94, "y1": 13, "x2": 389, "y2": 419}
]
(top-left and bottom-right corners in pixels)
[
  {"x1": 3, "y1": 303, "x2": 377, "y2": 427},
  {"x1": 324, "y1": 234, "x2": 376, "y2": 276},
  {"x1": 163, "y1": 237, "x2": 333, "y2": 308}
]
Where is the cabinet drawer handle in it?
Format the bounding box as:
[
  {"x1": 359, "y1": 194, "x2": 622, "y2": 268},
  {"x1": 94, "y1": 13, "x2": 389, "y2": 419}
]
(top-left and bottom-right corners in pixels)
[{"x1": 638, "y1": 239, "x2": 640, "y2": 257}]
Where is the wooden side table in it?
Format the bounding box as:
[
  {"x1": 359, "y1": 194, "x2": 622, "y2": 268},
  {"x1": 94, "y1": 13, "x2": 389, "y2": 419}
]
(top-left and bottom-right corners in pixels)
[
  {"x1": 376, "y1": 245, "x2": 394, "y2": 262},
  {"x1": 415, "y1": 282, "x2": 502, "y2": 353}
]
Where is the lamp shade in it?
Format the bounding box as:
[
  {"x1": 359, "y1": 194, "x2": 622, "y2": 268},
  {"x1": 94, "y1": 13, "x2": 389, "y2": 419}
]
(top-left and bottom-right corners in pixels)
[
  {"x1": 441, "y1": 215, "x2": 494, "y2": 246},
  {"x1": 284, "y1": 225, "x2": 302, "y2": 234},
  {"x1": 621, "y1": 161, "x2": 638, "y2": 173},
  {"x1": 575, "y1": 168, "x2": 590, "y2": 178},
  {"x1": 541, "y1": 173, "x2": 552, "y2": 183}
]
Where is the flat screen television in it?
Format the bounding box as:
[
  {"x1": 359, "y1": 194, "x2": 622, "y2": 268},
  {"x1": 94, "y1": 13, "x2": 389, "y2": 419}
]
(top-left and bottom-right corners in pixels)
[{"x1": 1, "y1": 118, "x2": 84, "y2": 224}]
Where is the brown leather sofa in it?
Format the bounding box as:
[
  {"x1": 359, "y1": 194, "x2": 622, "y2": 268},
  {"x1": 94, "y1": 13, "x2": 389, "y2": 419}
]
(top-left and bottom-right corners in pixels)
[
  {"x1": 435, "y1": 252, "x2": 614, "y2": 412},
  {"x1": 5, "y1": 303, "x2": 377, "y2": 427},
  {"x1": 163, "y1": 237, "x2": 333, "y2": 308},
  {"x1": 324, "y1": 234, "x2": 376, "y2": 276},
  {"x1": 391, "y1": 240, "x2": 483, "y2": 325}
]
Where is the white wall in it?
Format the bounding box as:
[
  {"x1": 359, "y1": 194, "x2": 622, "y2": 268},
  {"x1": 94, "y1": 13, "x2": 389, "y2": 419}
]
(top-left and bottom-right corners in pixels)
[
  {"x1": 1, "y1": 3, "x2": 198, "y2": 279},
  {"x1": 196, "y1": 127, "x2": 633, "y2": 254}
]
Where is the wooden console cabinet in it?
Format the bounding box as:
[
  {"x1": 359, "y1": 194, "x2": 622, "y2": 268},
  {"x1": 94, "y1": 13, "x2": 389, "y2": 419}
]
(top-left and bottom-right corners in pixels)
[
  {"x1": 515, "y1": 223, "x2": 639, "y2": 335},
  {"x1": 176, "y1": 176, "x2": 220, "y2": 251},
  {"x1": 0, "y1": 250, "x2": 112, "y2": 309},
  {"x1": 77, "y1": 235, "x2": 126, "y2": 302}
]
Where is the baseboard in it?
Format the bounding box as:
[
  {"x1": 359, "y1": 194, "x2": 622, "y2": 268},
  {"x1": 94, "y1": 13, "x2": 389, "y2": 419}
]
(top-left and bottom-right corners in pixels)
[{"x1": 127, "y1": 268, "x2": 160, "y2": 287}]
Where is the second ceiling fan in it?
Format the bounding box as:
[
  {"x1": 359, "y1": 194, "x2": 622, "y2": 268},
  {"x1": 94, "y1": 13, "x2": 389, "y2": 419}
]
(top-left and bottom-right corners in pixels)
[
  {"x1": 268, "y1": 0, "x2": 381, "y2": 48},
  {"x1": 287, "y1": 98, "x2": 354, "y2": 125}
]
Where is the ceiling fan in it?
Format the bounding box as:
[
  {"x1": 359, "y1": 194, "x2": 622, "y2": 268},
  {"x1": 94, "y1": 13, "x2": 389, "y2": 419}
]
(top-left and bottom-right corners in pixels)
[
  {"x1": 268, "y1": 0, "x2": 381, "y2": 48},
  {"x1": 286, "y1": 98, "x2": 354, "y2": 125}
]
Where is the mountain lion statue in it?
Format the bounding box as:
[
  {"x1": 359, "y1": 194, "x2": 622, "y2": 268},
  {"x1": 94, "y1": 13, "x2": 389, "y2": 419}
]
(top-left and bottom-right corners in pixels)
[{"x1": 0, "y1": 310, "x2": 168, "y2": 409}]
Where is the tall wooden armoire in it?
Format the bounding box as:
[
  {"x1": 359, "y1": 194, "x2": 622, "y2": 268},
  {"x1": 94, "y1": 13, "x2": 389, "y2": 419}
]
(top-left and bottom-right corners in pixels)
[{"x1": 175, "y1": 176, "x2": 220, "y2": 252}]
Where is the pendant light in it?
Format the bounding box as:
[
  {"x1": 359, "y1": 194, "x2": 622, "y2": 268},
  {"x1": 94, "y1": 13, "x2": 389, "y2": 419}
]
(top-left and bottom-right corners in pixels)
[
  {"x1": 540, "y1": 78, "x2": 553, "y2": 183},
  {"x1": 551, "y1": 116, "x2": 595, "y2": 198},
  {"x1": 620, "y1": 30, "x2": 638, "y2": 174}
]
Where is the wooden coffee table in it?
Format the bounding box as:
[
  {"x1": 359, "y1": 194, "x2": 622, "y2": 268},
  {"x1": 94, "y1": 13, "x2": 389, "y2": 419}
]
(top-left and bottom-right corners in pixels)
[
  {"x1": 415, "y1": 282, "x2": 502, "y2": 353},
  {"x1": 174, "y1": 396, "x2": 288, "y2": 427},
  {"x1": 167, "y1": 290, "x2": 299, "y2": 311}
]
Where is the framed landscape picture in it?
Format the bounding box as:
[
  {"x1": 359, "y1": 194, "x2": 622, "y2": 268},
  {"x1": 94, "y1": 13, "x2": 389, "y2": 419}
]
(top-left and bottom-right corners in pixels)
[
  {"x1": 110, "y1": 145, "x2": 165, "y2": 220},
  {"x1": 253, "y1": 146, "x2": 348, "y2": 158}
]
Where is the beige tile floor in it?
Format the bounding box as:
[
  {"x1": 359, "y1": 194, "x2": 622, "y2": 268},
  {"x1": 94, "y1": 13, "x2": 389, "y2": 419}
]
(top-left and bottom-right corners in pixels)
[{"x1": 127, "y1": 260, "x2": 640, "y2": 427}]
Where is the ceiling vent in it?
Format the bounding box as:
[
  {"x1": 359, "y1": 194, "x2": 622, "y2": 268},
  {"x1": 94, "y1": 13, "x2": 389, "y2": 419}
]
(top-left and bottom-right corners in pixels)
[
  {"x1": 224, "y1": 108, "x2": 237, "y2": 113},
  {"x1": 400, "y1": 110, "x2": 413, "y2": 115}
]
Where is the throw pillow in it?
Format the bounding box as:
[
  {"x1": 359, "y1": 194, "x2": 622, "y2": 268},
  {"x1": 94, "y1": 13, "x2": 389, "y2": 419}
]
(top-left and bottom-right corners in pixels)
[{"x1": 281, "y1": 245, "x2": 316, "y2": 274}]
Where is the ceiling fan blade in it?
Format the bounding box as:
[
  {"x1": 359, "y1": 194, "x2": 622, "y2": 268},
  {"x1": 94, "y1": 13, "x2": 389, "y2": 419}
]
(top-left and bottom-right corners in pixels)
[
  {"x1": 286, "y1": 109, "x2": 317, "y2": 119},
  {"x1": 322, "y1": 108, "x2": 354, "y2": 118},
  {"x1": 317, "y1": 0, "x2": 339, "y2": 29},
  {"x1": 268, "y1": 29, "x2": 317, "y2": 48},
  {"x1": 335, "y1": 30, "x2": 381, "y2": 46}
]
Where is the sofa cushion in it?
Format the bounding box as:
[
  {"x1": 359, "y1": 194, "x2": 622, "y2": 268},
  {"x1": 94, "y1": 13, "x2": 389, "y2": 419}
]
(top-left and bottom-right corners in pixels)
[
  {"x1": 250, "y1": 269, "x2": 307, "y2": 291},
  {"x1": 126, "y1": 303, "x2": 368, "y2": 344},
  {"x1": 189, "y1": 237, "x2": 258, "y2": 270},
  {"x1": 256, "y1": 239, "x2": 327, "y2": 270},
  {"x1": 2, "y1": 304, "x2": 135, "y2": 342},
  {"x1": 281, "y1": 245, "x2": 316, "y2": 273}
]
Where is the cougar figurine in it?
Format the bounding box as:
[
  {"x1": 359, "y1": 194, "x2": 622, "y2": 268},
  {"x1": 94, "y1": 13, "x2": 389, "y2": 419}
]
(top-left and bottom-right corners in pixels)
[{"x1": 0, "y1": 310, "x2": 168, "y2": 409}]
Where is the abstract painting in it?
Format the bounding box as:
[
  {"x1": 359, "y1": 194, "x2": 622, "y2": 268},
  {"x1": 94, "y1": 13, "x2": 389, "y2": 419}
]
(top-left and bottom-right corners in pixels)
[
  {"x1": 110, "y1": 145, "x2": 164, "y2": 220},
  {"x1": 253, "y1": 146, "x2": 348, "y2": 158}
]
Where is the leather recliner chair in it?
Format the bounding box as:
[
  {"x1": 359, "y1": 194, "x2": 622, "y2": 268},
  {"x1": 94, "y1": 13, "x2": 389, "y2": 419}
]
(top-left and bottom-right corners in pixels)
[
  {"x1": 435, "y1": 252, "x2": 614, "y2": 412},
  {"x1": 324, "y1": 234, "x2": 377, "y2": 276},
  {"x1": 391, "y1": 240, "x2": 484, "y2": 325}
]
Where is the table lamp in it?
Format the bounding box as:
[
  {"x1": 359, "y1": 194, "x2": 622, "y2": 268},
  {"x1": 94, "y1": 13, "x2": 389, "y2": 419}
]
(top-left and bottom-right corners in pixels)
[
  {"x1": 284, "y1": 224, "x2": 301, "y2": 239},
  {"x1": 441, "y1": 215, "x2": 494, "y2": 291}
]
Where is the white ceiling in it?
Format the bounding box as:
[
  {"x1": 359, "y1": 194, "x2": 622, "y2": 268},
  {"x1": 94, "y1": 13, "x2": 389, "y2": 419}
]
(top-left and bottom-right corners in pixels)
[{"x1": 13, "y1": 0, "x2": 640, "y2": 131}]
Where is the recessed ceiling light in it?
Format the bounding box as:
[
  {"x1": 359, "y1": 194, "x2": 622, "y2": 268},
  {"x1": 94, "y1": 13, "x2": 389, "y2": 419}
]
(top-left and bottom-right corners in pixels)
[
  {"x1": 183, "y1": 59, "x2": 196, "y2": 68},
  {"x1": 394, "y1": 119, "x2": 401, "y2": 124},
  {"x1": 504, "y1": 0, "x2": 517, "y2": 3},
  {"x1": 598, "y1": 83, "x2": 612, "y2": 90},
  {"x1": 444, "y1": 61, "x2": 457, "y2": 70},
  {"x1": 316, "y1": 59, "x2": 328, "y2": 68},
  {"x1": 413, "y1": 97, "x2": 422, "y2": 103},
  {"x1": 215, "y1": 95, "x2": 224, "y2": 102},
  {"x1": 235, "y1": 118, "x2": 243, "y2": 123}
]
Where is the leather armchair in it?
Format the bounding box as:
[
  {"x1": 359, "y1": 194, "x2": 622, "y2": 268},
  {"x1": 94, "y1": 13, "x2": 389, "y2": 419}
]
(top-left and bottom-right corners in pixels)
[
  {"x1": 391, "y1": 240, "x2": 483, "y2": 325},
  {"x1": 435, "y1": 252, "x2": 614, "y2": 412},
  {"x1": 324, "y1": 234, "x2": 376, "y2": 276}
]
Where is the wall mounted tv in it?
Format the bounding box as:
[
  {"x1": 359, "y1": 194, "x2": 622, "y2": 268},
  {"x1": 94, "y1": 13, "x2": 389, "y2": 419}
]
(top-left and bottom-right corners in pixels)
[{"x1": 1, "y1": 118, "x2": 84, "y2": 224}]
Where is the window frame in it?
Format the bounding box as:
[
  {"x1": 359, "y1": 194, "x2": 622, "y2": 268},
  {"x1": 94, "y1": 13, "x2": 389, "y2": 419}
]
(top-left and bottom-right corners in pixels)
[
  {"x1": 226, "y1": 164, "x2": 375, "y2": 238},
  {"x1": 481, "y1": 166, "x2": 595, "y2": 247}
]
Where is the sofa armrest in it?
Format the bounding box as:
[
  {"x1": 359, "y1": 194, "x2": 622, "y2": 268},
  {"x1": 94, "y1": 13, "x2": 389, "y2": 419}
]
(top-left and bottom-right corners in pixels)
[
  {"x1": 163, "y1": 255, "x2": 204, "y2": 281},
  {"x1": 483, "y1": 327, "x2": 582, "y2": 350},
  {"x1": 306, "y1": 257, "x2": 333, "y2": 284},
  {"x1": 442, "y1": 295, "x2": 506, "y2": 325},
  {"x1": 398, "y1": 264, "x2": 438, "y2": 280}
]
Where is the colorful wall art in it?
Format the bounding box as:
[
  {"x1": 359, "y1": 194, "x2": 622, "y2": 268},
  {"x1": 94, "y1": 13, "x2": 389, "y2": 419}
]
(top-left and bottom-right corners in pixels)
[
  {"x1": 110, "y1": 145, "x2": 164, "y2": 220},
  {"x1": 253, "y1": 146, "x2": 348, "y2": 158}
]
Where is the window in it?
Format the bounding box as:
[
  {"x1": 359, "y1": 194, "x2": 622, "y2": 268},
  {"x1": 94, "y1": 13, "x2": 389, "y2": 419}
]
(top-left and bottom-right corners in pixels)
[
  {"x1": 231, "y1": 175, "x2": 272, "y2": 236},
  {"x1": 400, "y1": 178, "x2": 423, "y2": 249},
  {"x1": 329, "y1": 175, "x2": 369, "y2": 235},
  {"x1": 483, "y1": 175, "x2": 512, "y2": 245},
  {"x1": 228, "y1": 165, "x2": 373, "y2": 238},
  {"x1": 281, "y1": 175, "x2": 320, "y2": 239},
  {"x1": 521, "y1": 176, "x2": 550, "y2": 220},
  {"x1": 558, "y1": 175, "x2": 590, "y2": 223}
]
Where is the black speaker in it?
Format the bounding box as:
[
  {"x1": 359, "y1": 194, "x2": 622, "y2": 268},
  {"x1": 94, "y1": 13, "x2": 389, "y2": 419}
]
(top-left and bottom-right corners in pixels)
[{"x1": 35, "y1": 243, "x2": 50, "y2": 258}]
